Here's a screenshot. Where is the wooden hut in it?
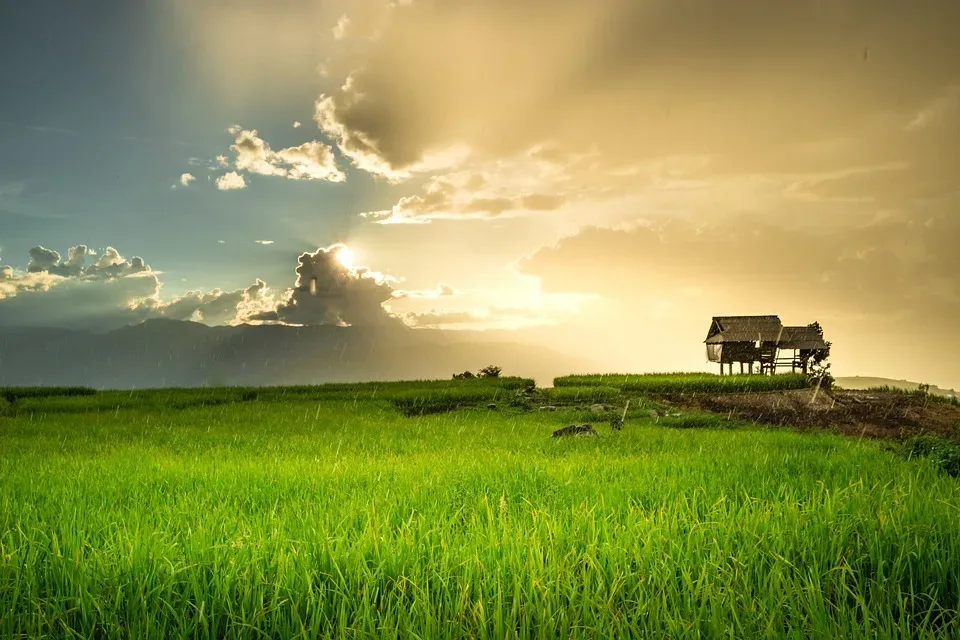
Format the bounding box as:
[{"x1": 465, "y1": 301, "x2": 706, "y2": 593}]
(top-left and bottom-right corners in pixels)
[{"x1": 704, "y1": 315, "x2": 829, "y2": 375}]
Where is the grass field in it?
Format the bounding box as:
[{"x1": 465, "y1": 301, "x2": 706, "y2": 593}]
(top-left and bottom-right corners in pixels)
[
  {"x1": 2, "y1": 378, "x2": 959, "y2": 638},
  {"x1": 553, "y1": 372, "x2": 813, "y2": 394}
]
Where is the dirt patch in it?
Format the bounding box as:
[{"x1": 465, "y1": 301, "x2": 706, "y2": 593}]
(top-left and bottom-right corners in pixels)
[{"x1": 664, "y1": 388, "x2": 960, "y2": 441}]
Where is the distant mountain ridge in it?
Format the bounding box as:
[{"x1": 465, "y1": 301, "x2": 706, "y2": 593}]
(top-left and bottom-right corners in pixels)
[
  {"x1": 0, "y1": 319, "x2": 588, "y2": 389},
  {"x1": 834, "y1": 376, "x2": 957, "y2": 398}
]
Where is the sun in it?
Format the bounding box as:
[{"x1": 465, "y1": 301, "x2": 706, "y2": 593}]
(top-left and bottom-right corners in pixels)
[{"x1": 336, "y1": 246, "x2": 354, "y2": 269}]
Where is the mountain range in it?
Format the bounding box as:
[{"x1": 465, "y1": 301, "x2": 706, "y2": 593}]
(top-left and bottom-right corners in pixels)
[{"x1": 0, "y1": 319, "x2": 591, "y2": 389}]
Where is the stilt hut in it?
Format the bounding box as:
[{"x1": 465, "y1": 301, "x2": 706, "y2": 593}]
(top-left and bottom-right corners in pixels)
[{"x1": 704, "y1": 316, "x2": 829, "y2": 375}]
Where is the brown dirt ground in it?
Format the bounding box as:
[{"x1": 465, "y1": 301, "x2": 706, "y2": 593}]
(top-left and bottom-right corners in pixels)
[{"x1": 663, "y1": 388, "x2": 960, "y2": 441}]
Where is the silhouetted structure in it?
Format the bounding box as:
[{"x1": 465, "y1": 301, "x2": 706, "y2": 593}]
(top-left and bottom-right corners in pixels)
[{"x1": 704, "y1": 316, "x2": 830, "y2": 375}]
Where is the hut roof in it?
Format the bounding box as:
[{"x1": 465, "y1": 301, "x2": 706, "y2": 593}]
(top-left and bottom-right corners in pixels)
[
  {"x1": 704, "y1": 315, "x2": 783, "y2": 343},
  {"x1": 779, "y1": 326, "x2": 829, "y2": 350}
]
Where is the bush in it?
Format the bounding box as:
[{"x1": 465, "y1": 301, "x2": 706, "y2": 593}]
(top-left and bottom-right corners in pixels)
[
  {"x1": 807, "y1": 362, "x2": 834, "y2": 391},
  {"x1": 906, "y1": 436, "x2": 960, "y2": 477},
  {"x1": 478, "y1": 365, "x2": 502, "y2": 378}
]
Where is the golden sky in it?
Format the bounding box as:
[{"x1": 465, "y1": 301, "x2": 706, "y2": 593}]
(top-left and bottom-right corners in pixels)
[{"x1": 2, "y1": 0, "x2": 958, "y2": 388}]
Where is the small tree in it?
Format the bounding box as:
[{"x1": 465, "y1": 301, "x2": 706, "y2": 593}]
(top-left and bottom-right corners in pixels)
[
  {"x1": 808, "y1": 360, "x2": 834, "y2": 390},
  {"x1": 807, "y1": 321, "x2": 832, "y2": 365},
  {"x1": 478, "y1": 365, "x2": 502, "y2": 378}
]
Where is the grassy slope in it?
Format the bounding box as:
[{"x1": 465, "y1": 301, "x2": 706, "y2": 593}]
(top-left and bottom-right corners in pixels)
[{"x1": 1, "y1": 382, "x2": 959, "y2": 638}]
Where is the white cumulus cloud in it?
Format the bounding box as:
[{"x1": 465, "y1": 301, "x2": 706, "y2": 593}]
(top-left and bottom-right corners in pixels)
[{"x1": 216, "y1": 171, "x2": 247, "y2": 191}]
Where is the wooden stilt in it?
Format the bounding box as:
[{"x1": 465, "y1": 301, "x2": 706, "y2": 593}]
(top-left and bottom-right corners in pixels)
[
  {"x1": 739, "y1": 362, "x2": 744, "y2": 374},
  {"x1": 749, "y1": 362, "x2": 754, "y2": 374}
]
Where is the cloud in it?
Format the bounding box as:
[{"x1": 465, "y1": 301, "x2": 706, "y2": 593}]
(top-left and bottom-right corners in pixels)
[
  {"x1": 332, "y1": 14, "x2": 351, "y2": 40},
  {"x1": 22, "y1": 245, "x2": 149, "y2": 279},
  {"x1": 292, "y1": 121, "x2": 302, "y2": 129},
  {"x1": 401, "y1": 307, "x2": 549, "y2": 330},
  {"x1": 180, "y1": 173, "x2": 196, "y2": 186},
  {"x1": 0, "y1": 244, "x2": 285, "y2": 331},
  {"x1": 26, "y1": 246, "x2": 62, "y2": 273},
  {"x1": 315, "y1": 0, "x2": 960, "y2": 192},
  {"x1": 260, "y1": 244, "x2": 400, "y2": 327},
  {"x1": 906, "y1": 84, "x2": 960, "y2": 132},
  {"x1": 520, "y1": 209, "x2": 960, "y2": 328},
  {"x1": 361, "y1": 164, "x2": 573, "y2": 223},
  {"x1": 226, "y1": 126, "x2": 345, "y2": 182},
  {"x1": 254, "y1": 240, "x2": 275, "y2": 245},
  {"x1": 0, "y1": 241, "x2": 413, "y2": 332},
  {"x1": 393, "y1": 282, "x2": 459, "y2": 298},
  {"x1": 234, "y1": 279, "x2": 277, "y2": 323},
  {"x1": 1, "y1": 245, "x2": 161, "y2": 331},
  {"x1": 216, "y1": 171, "x2": 247, "y2": 190}
]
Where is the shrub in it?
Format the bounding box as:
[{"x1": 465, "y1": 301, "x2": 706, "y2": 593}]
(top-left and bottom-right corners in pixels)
[
  {"x1": 807, "y1": 361, "x2": 834, "y2": 390},
  {"x1": 906, "y1": 436, "x2": 960, "y2": 477}
]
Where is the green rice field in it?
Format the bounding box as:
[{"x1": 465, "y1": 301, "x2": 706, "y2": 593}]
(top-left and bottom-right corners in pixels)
[
  {"x1": 553, "y1": 372, "x2": 813, "y2": 393},
  {"x1": 1, "y1": 377, "x2": 959, "y2": 638}
]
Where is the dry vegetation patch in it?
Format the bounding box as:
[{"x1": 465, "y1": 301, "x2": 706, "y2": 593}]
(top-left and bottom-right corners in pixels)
[{"x1": 665, "y1": 388, "x2": 960, "y2": 441}]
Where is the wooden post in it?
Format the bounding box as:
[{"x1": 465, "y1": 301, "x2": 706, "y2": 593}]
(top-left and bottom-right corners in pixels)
[
  {"x1": 739, "y1": 362, "x2": 744, "y2": 374},
  {"x1": 749, "y1": 362, "x2": 754, "y2": 374},
  {"x1": 720, "y1": 362, "x2": 724, "y2": 376}
]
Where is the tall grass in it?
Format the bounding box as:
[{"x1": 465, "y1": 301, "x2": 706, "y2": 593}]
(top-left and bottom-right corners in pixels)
[
  {"x1": 0, "y1": 386, "x2": 96, "y2": 402},
  {"x1": 1, "y1": 384, "x2": 958, "y2": 638},
  {"x1": 539, "y1": 386, "x2": 624, "y2": 404},
  {"x1": 866, "y1": 385, "x2": 960, "y2": 406},
  {"x1": 906, "y1": 435, "x2": 960, "y2": 477},
  {"x1": 555, "y1": 372, "x2": 812, "y2": 393}
]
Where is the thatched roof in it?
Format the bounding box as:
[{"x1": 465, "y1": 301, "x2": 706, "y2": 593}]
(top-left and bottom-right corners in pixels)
[
  {"x1": 704, "y1": 316, "x2": 783, "y2": 343},
  {"x1": 704, "y1": 316, "x2": 829, "y2": 350},
  {"x1": 779, "y1": 326, "x2": 829, "y2": 350}
]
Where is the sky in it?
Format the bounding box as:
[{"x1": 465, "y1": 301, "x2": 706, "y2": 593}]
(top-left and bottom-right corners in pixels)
[{"x1": 1, "y1": 0, "x2": 958, "y2": 389}]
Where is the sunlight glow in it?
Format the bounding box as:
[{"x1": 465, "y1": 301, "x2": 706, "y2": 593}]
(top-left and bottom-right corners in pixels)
[{"x1": 336, "y1": 246, "x2": 354, "y2": 269}]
